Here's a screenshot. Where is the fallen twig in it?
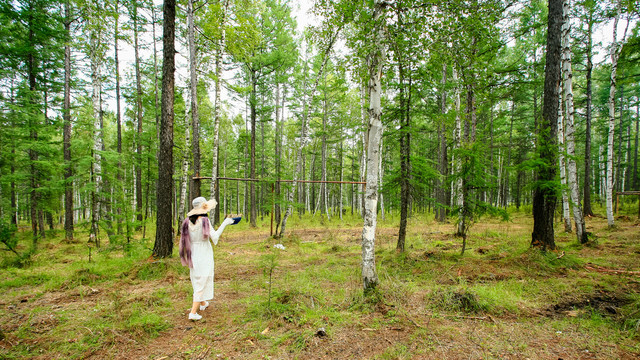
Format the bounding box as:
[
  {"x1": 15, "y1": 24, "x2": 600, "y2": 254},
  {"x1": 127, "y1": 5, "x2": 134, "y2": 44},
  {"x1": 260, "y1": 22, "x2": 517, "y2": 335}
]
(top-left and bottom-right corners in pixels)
[
  {"x1": 443, "y1": 314, "x2": 495, "y2": 322},
  {"x1": 585, "y1": 263, "x2": 640, "y2": 276}
]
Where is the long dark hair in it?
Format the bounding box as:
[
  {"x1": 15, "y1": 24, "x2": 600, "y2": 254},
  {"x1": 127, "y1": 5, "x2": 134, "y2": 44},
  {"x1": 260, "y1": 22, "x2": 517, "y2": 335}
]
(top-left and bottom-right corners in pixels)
[{"x1": 189, "y1": 213, "x2": 208, "y2": 224}]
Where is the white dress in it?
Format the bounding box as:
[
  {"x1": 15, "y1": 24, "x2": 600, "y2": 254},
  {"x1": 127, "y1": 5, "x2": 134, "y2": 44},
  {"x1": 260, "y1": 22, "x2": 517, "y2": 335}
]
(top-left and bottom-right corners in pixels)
[{"x1": 188, "y1": 217, "x2": 233, "y2": 302}]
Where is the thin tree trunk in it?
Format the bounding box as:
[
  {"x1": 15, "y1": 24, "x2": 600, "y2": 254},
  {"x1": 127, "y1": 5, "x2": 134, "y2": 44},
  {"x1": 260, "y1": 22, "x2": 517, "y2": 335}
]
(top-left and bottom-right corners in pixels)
[
  {"x1": 178, "y1": 113, "x2": 191, "y2": 232},
  {"x1": 633, "y1": 102, "x2": 639, "y2": 191},
  {"x1": 321, "y1": 71, "x2": 329, "y2": 219},
  {"x1": 132, "y1": 0, "x2": 144, "y2": 229},
  {"x1": 531, "y1": 0, "x2": 561, "y2": 250},
  {"x1": 153, "y1": 0, "x2": 175, "y2": 258},
  {"x1": 562, "y1": 0, "x2": 586, "y2": 243},
  {"x1": 114, "y1": 0, "x2": 124, "y2": 236},
  {"x1": 452, "y1": 67, "x2": 463, "y2": 234},
  {"x1": 606, "y1": 7, "x2": 629, "y2": 227},
  {"x1": 558, "y1": 83, "x2": 571, "y2": 232},
  {"x1": 89, "y1": 1, "x2": 104, "y2": 248},
  {"x1": 63, "y1": 0, "x2": 74, "y2": 241},
  {"x1": 583, "y1": 11, "x2": 594, "y2": 216},
  {"x1": 274, "y1": 83, "x2": 282, "y2": 233},
  {"x1": 436, "y1": 62, "x2": 447, "y2": 222},
  {"x1": 188, "y1": 0, "x2": 201, "y2": 200},
  {"x1": 211, "y1": 0, "x2": 228, "y2": 225},
  {"x1": 249, "y1": 70, "x2": 257, "y2": 227}
]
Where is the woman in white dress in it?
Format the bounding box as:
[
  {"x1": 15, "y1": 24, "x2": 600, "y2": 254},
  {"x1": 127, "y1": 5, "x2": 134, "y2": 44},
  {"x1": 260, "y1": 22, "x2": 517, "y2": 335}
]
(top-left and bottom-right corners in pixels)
[{"x1": 179, "y1": 197, "x2": 234, "y2": 320}]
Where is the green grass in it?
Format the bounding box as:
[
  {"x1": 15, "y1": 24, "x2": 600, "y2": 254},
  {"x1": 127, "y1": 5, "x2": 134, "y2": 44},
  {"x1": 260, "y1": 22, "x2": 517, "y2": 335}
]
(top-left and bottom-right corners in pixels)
[{"x1": 1, "y1": 207, "x2": 640, "y2": 358}]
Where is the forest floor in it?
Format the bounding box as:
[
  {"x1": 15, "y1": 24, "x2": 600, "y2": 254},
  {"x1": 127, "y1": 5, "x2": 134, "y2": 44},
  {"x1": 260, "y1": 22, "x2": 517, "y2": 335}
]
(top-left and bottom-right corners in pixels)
[{"x1": 1, "y1": 206, "x2": 640, "y2": 359}]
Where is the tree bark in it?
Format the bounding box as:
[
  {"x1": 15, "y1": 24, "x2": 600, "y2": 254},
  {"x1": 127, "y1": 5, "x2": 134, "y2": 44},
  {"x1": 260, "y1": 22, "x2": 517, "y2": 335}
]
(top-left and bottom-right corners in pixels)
[
  {"x1": 436, "y1": 62, "x2": 447, "y2": 222},
  {"x1": 188, "y1": 0, "x2": 201, "y2": 199},
  {"x1": 129, "y1": 0, "x2": 144, "y2": 230},
  {"x1": 153, "y1": 0, "x2": 176, "y2": 258},
  {"x1": 557, "y1": 84, "x2": 571, "y2": 232},
  {"x1": 452, "y1": 67, "x2": 463, "y2": 233},
  {"x1": 606, "y1": 6, "x2": 628, "y2": 228},
  {"x1": 562, "y1": 0, "x2": 587, "y2": 243},
  {"x1": 249, "y1": 70, "x2": 257, "y2": 227},
  {"x1": 531, "y1": 0, "x2": 561, "y2": 250},
  {"x1": 633, "y1": 102, "x2": 639, "y2": 191},
  {"x1": 89, "y1": 1, "x2": 104, "y2": 248},
  {"x1": 583, "y1": 11, "x2": 594, "y2": 216},
  {"x1": 362, "y1": 0, "x2": 386, "y2": 291},
  {"x1": 63, "y1": 0, "x2": 74, "y2": 241},
  {"x1": 211, "y1": 0, "x2": 228, "y2": 226}
]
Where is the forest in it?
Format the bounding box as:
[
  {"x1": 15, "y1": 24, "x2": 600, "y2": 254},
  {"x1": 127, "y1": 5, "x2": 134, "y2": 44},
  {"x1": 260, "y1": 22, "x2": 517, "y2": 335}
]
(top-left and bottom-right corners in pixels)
[{"x1": 1, "y1": 0, "x2": 640, "y2": 358}]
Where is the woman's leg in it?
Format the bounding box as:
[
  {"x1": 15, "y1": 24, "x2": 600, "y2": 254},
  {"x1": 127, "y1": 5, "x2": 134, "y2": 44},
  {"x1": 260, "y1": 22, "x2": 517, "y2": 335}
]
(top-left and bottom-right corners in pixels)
[
  {"x1": 190, "y1": 301, "x2": 207, "y2": 314},
  {"x1": 190, "y1": 301, "x2": 200, "y2": 314}
]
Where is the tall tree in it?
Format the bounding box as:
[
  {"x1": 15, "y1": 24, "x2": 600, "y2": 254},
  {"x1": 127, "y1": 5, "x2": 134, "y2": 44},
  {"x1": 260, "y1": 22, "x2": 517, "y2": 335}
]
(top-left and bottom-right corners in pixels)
[
  {"x1": 208, "y1": 0, "x2": 229, "y2": 225},
  {"x1": 531, "y1": 0, "x2": 562, "y2": 250},
  {"x1": 63, "y1": 0, "x2": 73, "y2": 242},
  {"x1": 562, "y1": 0, "x2": 587, "y2": 243},
  {"x1": 153, "y1": 0, "x2": 176, "y2": 258},
  {"x1": 605, "y1": 1, "x2": 629, "y2": 228},
  {"x1": 87, "y1": 0, "x2": 106, "y2": 247},
  {"x1": 131, "y1": 0, "x2": 144, "y2": 229},
  {"x1": 114, "y1": 0, "x2": 124, "y2": 236},
  {"x1": 188, "y1": 0, "x2": 201, "y2": 199},
  {"x1": 362, "y1": 0, "x2": 387, "y2": 291},
  {"x1": 580, "y1": 0, "x2": 598, "y2": 217}
]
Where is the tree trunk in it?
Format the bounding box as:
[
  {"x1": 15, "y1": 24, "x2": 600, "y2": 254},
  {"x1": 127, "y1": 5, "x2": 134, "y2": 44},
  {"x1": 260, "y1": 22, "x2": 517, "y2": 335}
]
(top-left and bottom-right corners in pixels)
[
  {"x1": 557, "y1": 84, "x2": 571, "y2": 232},
  {"x1": 177, "y1": 113, "x2": 191, "y2": 231},
  {"x1": 531, "y1": 0, "x2": 561, "y2": 250},
  {"x1": 188, "y1": 0, "x2": 201, "y2": 200},
  {"x1": 131, "y1": 0, "x2": 144, "y2": 229},
  {"x1": 436, "y1": 62, "x2": 447, "y2": 222},
  {"x1": 583, "y1": 11, "x2": 594, "y2": 216},
  {"x1": 274, "y1": 83, "x2": 282, "y2": 233},
  {"x1": 114, "y1": 0, "x2": 124, "y2": 236},
  {"x1": 63, "y1": 0, "x2": 74, "y2": 242},
  {"x1": 633, "y1": 102, "x2": 638, "y2": 191},
  {"x1": 320, "y1": 72, "x2": 329, "y2": 219},
  {"x1": 606, "y1": 6, "x2": 628, "y2": 228},
  {"x1": 27, "y1": 19, "x2": 39, "y2": 246},
  {"x1": 89, "y1": 1, "x2": 104, "y2": 248},
  {"x1": 362, "y1": 0, "x2": 386, "y2": 291},
  {"x1": 452, "y1": 67, "x2": 463, "y2": 233},
  {"x1": 211, "y1": 0, "x2": 228, "y2": 225},
  {"x1": 562, "y1": 0, "x2": 587, "y2": 243},
  {"x1": 249, "y1": 70, "x2": 257, "y2": 227},
  {"x1": 153, "y1": 0, "x2": 175, "y2": 259}
]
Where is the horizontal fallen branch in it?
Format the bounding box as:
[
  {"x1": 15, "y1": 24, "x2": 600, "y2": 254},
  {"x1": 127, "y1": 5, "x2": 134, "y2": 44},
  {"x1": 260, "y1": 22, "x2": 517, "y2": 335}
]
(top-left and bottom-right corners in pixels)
[{"x1": 585, "y1": 263, "x2": 640, "y2": 276}]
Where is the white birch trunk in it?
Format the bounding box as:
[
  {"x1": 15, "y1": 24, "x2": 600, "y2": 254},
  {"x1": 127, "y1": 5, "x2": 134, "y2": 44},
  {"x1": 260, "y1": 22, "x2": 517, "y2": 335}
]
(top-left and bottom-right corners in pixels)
[
  {"x1": 452, "y1": 67, "x2": 463, "y2": 234},
  {"x1": 210, "y1": 0, "x2": 228, "y2": 208},
  {"x1": 379, "y1": 136, "x2": 385, "y2": 221},
  {"x1": 360, "y1": 85, "x2": 368, "y2": 216},
  {"x1": 606, "y1": 7, "x2": 629, "y2": 227},
  {"x1": 362, "y1": 0, "x2": 386, "y2": 290},
  {"x1": 89, "y1": 3, "x2": 103, "y2": 245},
  {"x1": 562, "y1": 0, "x2": 586, "y2": 241},
  {"x1": 557, "y1": 83, "x2": 571, "y2": 232},
  {"x1": 188, "y1": 0, "x2": 198, "y2": 153},
  {"x1": 178, "y1": 113, "x2": 191, "y2": 221}
]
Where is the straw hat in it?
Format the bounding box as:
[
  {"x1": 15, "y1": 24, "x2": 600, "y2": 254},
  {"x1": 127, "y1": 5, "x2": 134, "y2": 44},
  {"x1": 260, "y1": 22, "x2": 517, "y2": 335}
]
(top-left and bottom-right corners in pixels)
[{"x1": 186, "y1": 197, "x2": 217, "y2": 217}]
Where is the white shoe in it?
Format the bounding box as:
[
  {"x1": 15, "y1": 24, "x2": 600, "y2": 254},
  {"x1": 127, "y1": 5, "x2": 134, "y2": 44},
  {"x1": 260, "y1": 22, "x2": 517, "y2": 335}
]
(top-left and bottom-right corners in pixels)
[
  {"x1": 199, "y1": 301, "x2": 209, "y2": 311},
  {"x1": 188, "y1": 312, "x2": 202, "y2": 320}
]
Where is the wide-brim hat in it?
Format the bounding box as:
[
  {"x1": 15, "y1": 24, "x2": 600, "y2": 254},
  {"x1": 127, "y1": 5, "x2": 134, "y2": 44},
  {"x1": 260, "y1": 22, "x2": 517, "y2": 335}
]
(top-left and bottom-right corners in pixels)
[{"x1": 187, "y1": 197, "x2": 217, "y2": 217}]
